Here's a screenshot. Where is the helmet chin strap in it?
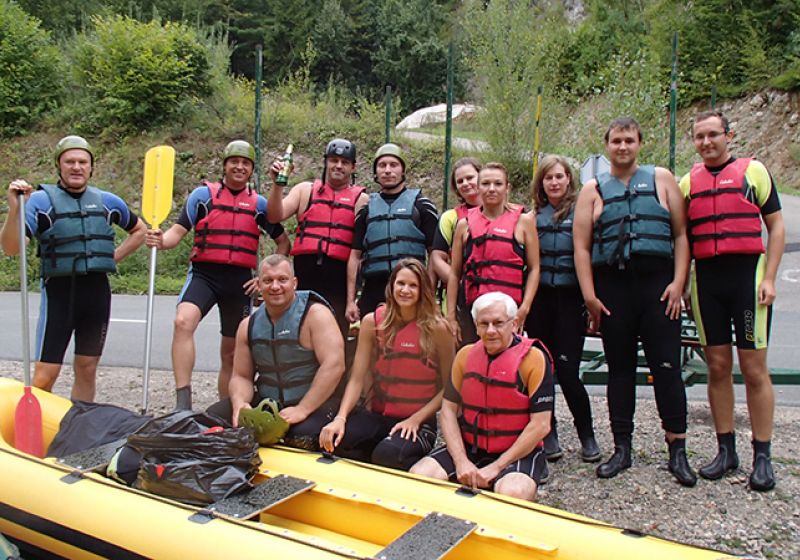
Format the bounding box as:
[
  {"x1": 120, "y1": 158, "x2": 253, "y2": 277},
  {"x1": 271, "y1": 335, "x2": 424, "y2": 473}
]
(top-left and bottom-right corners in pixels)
[{"x1": 374, "y1": 173, "x2": 406, "y2": 190}]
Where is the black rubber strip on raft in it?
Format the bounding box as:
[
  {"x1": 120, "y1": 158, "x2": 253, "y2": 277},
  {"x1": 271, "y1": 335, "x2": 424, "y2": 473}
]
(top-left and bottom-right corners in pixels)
[
  {"x1": 374, "y1": 512, "x2": 476, "y2": 560},
  {"x1": 207, "y1": 475, "x2": 315, "y2": 520},
  {"x1": 56, "y1": 438, "x2": 127, "y2": 472}
]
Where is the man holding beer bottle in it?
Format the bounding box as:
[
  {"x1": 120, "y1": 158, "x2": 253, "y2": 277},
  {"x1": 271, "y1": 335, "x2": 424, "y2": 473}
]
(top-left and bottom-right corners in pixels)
[{"x1": 268, "y1": 139, "x2": 368, "y2": 334}]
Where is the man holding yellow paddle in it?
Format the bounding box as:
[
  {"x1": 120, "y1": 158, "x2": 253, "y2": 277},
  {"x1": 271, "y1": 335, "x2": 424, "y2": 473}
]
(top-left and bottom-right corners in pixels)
[
  {"x1": 145, "y1": 140, "x2": 290, "y2": 411},
  {"x1": 1, "y1": 135, "x2": 146, "y2": 402}
]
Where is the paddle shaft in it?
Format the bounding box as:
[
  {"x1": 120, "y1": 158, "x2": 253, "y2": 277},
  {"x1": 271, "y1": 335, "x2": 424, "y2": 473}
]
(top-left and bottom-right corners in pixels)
[
  {"x1": 18, "y1": 193, "x2": 31, "y2": 386},
  {"x1": 142, "y1": 245, "x2": 158, "y2": 414}
]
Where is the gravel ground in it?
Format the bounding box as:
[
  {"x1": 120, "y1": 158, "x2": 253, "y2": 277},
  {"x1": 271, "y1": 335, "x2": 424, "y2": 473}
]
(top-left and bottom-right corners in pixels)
[{"x1": 2, "y1": 360, "x2": 799, "y2": 559}]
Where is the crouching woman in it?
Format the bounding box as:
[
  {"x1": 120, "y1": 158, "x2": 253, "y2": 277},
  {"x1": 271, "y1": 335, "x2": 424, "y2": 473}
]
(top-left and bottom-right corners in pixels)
[{"x1": 319, "y1": 259, "x2": 454, "y2": 469}]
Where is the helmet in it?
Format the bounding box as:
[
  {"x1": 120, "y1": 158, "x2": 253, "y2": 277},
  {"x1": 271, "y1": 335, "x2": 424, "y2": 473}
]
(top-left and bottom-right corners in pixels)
[
  {"x1": 238, "y1": 398, "x2": 289, "y2": 445},
  {"x1": 54, "y1": 135, "x2": 93, "y2": 167},
  {"x1": 372, "y1": 143, "x2": 405, "y2": 174},
  {"x1": 222, "y1": 140, "x2": 256, "y2": 164},
  {"x1": 324, "y1": 138, "x2": 356, "y2": 162}
]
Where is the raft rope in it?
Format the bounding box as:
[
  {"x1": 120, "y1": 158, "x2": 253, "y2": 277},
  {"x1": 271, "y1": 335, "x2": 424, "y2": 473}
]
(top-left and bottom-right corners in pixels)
[
  {"x1": 0, "y1": 445, "x2": 364, "y2": 559},
  {"x1": 279, "y1": 446, "x2": 731, "y2": 555}
]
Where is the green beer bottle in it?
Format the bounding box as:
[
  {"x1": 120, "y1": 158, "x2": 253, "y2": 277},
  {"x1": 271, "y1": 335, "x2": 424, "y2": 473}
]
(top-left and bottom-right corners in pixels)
[{"x1": 275, "y1": 144, "x2": 294, "y2": 186}]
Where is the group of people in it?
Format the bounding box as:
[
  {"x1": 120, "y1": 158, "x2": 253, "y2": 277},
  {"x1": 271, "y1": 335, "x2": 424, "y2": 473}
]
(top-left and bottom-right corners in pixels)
[{"x1": 1, "y1": 109, "x2": 784, "y2": 498}]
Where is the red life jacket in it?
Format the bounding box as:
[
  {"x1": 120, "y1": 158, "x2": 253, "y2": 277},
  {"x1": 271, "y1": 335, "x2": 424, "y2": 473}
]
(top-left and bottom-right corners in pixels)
[
  {"x1": 291, "y1": 180, "x2": 365, "y2": 262},
  {"x1": 687, "y1": 158, "x2": 765, "y2": 260},
  {"x1": 370, "y1": 305, "x2": 440, "y2": 418},
  {"x1": 460, "y1": 337, "x2": 543, "y2": 454},
  {"x1": 463, "y1": 207, "x2": 525, "y2": 307},
  {"x1": 191, "y1": 182, "x2": 260, "y2": 269},
  {"x1": 454, "y1": 203, "x2": 470, "y2": 221}
]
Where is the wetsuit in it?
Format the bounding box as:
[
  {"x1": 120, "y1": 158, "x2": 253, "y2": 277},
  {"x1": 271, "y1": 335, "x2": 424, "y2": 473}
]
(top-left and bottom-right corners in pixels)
[
  {"x1": 679, "y1": 157, "x2": 781, "y2": 349},
  {"x1": 527, "y1": 204, "x2": 594, "y2": 440},
  {"x1": 352, "y1": 188, "x2": 438, "y2": 316},
  {"x1": 24, "y1": 183, "x2": 140, "y2": 364},
  {"x1": 592, "y1": 167, "x2": 687, "y2": 439},
  {"x1": 176, "y1": 183, "x2": 284, "y2": 337}
]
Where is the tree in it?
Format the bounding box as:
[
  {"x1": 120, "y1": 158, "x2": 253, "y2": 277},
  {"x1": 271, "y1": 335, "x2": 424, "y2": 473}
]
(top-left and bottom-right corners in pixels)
[
  {"x1": 70, "y1": 16, "x2": 212, "y2": 132},
  {"x1": 0, "y1": 0, "x2": 62, "y2": 136}
]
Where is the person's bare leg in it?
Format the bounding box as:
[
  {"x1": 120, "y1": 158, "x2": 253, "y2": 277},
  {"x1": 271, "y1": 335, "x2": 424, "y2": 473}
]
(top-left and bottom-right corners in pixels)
[
  {"x1": 737, "y1": 347, "x2": 774, "y2": 441},
  {"x1": 72, "y1": 354, "x2": 100, "y2": 401},
  {"x1": 704, "y1": 345, "x2": 735, "y2": 433},
  {"x1": 171, "y1": 303, "x2": 203, "y2": 408},
  {"x1": 218, "y1": 335, "x2": 235, "y2": 399},
  {"x1": 32, "y1": 362, "x2": 62, "y2": 392}
]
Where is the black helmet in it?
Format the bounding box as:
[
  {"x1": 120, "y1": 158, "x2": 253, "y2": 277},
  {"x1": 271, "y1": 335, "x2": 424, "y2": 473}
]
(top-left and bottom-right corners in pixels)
[{"x1": 324, "y1": 139, "x2": 356, "y2": 163}]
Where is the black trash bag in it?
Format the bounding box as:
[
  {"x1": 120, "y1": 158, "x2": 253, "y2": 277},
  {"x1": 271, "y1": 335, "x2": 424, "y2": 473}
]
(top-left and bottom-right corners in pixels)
[
  {"x1": 126, "y1": 410, "x2": 261, "y2": 505},
  {"x1": 47, "y1": 400, "x2": 151, "y2": 458}
]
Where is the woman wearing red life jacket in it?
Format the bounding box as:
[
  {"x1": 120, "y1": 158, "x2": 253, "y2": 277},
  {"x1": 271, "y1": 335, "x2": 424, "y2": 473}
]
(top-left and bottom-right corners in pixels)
[
  {"x1": 319, "y1": 259, "x2": 454, "y2": 470},
  {"x1": 447, "y1": 162, "x2": 540, "y2": 346}
]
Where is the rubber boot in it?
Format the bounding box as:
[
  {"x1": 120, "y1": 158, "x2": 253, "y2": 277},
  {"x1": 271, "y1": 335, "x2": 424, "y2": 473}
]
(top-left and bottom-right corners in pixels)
[
  {"x1": 667, "y1": 437, "x2": 697, "y2": 487},
  {"x1": 175, "y1": 385, "x2": 192, "y2": 411},
  {"x1": 579, "y1": 434, "x2": 602, "y2": 463},
  {"x1": 543, "y1": 423, "x2": 563, "y2": 462},
  {"x1": 597, "y1": 435, "x2": 632, "y2": 479},
  {"x1": 698, "y1": 432, "x2": 739, "y2": 480},
  {"x1": 749, "y1": 439, "x2": 775, "y2": 492}
]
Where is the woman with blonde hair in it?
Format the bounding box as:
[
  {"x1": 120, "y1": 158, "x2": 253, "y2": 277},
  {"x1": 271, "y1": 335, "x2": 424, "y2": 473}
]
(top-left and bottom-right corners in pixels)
[
  {"x1": 447, "y1": 162, "x2": 540, "y2": 345},
  {"x1": 528, "y1": 155, "x2": 600, "y2": 463},
  {"x1": 319, "y1": 259, "x2": 454, "y2": 469}
]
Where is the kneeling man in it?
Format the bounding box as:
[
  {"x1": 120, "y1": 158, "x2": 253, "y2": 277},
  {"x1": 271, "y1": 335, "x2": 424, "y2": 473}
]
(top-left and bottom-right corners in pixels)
[
  {"x1": 208, "y1": 254, "x2": 345, "y2": 449},
  {"x1": 411, "y1": 291, "x2": 553, "y2": 500}
]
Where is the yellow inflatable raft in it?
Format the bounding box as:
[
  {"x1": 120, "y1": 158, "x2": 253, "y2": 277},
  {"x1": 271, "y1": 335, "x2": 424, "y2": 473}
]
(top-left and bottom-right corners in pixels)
[{"x1": 0, "y1": 378, "x2": 736, "y2": 560}]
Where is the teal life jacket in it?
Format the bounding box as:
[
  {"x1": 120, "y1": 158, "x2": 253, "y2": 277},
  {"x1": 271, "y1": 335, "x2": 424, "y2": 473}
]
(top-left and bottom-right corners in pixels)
[
  {"x1": 362, "y1": 189, "x2": 427, "y2": 278},
  {"x1": 536, "y1": 204, "x2": 577, "y2": 287},
  {"x1": 591, "y1": 166, "x2": 673, "y2": 268},
  {"x1": 249, "y1": 291, "x2": 329, "y2": 407},
  {"x1": 37, "y1": 184, "x2": 117, "y2": 278}
]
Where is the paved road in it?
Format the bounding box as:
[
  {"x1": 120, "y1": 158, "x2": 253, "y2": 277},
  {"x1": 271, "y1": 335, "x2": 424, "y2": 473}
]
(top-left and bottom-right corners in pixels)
[{"x1": 2, "y1": 194, "x2": 800, "y2": 405}]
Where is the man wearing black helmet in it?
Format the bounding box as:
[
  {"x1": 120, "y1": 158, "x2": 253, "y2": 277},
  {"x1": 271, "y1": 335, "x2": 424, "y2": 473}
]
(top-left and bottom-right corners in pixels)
[
  {"x1": 346, "y1": 143, "x2": 439, "y2": 322},
  {"x1": 1, "y1": 135, "x2": 146, "y2": 401},
  {"x1": 145, "y1": 140, "x2": 290, "y2": 410},
  {"x1": 267, "y1": 139, "x2": 368, "y2": 334}
]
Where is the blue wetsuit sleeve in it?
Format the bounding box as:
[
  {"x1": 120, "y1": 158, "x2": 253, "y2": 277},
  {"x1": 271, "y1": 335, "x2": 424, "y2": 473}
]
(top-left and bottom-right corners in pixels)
[
  {"x1": 101, "y1": 191, "x2": 139, "y2": 231},
  {"x1": 24, "y1": 190, "x2": 51, "y2": 238},
  {"x1": 177, "y1": 187, "x2": 210, "y2": 230}
]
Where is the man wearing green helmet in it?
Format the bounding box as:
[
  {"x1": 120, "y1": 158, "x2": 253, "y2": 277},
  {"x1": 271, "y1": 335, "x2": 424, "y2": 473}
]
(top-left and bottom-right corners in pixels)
[
  {"x1": 1, "y1": 135, "x2": 146, "y2": 401},
  {"x1": 145, "y1": 140, "x2": 291, "y2": 410},
  {"x1": 345, "y1": 143, "x2": 439, "y2": 323}
]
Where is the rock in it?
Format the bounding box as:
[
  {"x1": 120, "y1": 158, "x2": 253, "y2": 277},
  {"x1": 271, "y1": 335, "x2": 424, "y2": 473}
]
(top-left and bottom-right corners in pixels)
[
  {"x1": 750, "y1": 94, "x2": 766, "y2": 108},
  {"x1": 790, "y1": 113, "x2": 799, "y2": 126}
]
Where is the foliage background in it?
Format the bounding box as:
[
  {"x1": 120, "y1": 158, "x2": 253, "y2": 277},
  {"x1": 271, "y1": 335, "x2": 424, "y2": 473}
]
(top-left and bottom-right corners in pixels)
[{"x1": 1, "y1": 0, "x2": 799, "y2": 292}]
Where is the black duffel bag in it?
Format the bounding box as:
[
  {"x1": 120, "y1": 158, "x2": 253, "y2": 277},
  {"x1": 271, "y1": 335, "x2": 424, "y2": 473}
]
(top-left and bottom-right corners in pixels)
[{"x1": 125, "y1": 410, "x2": 261, "y2": 505}]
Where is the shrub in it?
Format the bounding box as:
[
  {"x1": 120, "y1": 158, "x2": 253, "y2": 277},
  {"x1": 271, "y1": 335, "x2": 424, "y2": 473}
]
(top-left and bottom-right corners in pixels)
[
  {"x1": 0, "y1": 0, "x2": 62, "y2": 136},
  {"x1": 69, "y1": 15, "x2": 212, "y2": 133}
]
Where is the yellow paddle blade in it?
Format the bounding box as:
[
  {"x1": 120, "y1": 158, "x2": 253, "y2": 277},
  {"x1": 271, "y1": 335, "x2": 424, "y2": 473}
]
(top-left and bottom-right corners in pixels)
[{"x1": 141, "y1": 145, "x2": 176, "y2": 228}]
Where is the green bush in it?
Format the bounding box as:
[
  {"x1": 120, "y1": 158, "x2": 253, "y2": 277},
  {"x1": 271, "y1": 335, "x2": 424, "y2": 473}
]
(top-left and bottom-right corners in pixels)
[
  {"x1": 69, "y1": 15, "x2": 212, "y2": 133},
  {"x1": 0, "y1": 0, "x2": 62, "y2": 136}
]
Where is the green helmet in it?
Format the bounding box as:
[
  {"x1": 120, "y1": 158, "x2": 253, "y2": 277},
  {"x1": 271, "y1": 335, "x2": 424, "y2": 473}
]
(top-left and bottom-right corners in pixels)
[
  {"x1": 372, "y1": 143, "x2": 406, "y2": 174},
  {"x1": 238, "y1": 398, "x2": 289, "y2": 445},
  {"x1": 222, "y1": 140, "x2": 256, "y2": 164},
  {"x1": 54, "y1": 135, "x2": 94, "y2": 167}
]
